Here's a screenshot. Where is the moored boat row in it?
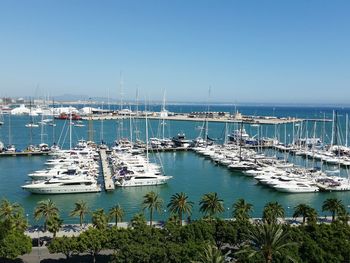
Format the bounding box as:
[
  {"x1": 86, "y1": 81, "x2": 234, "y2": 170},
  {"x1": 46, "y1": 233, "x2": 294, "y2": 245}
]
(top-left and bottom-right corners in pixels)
[
  {"x1": 21, "y1": 140, "x2": 101, "y2": 194},
  {"x1": 193, "y1": 142, "x2": 350, "y2": 193}
]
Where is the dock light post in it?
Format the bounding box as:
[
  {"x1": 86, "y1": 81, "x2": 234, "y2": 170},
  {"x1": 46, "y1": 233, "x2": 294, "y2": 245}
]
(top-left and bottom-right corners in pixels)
[
  {"x1": 35, "y1": 228, "x2": 40, "y2": 261},
  {"x1": 163, "y1": 209, "x2": 167, "y2": 226},
  {"x1": 287, "y1": 206, "x2": 291, "y2": 221},
  {"x1": 226, "y1": 207, "x2": 230, "y2": 220}
]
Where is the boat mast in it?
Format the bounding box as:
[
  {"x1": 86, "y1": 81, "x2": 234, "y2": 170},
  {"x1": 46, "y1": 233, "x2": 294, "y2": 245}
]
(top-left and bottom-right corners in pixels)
[
  {"x1": 205, "y1": 87, "x2": 211, "y2": 144},
  {"x1": 134, "y1": 88, "x2": 140, "y2": 141},
  {"x1": 322, "y1": 112, "x2": 326, "y2": 148},
  {"x1": 162, "y1": 89, "x2": 166, "y2": 140},
  {"x1": 292, "y1": 121, "x2": 295, "y2": 146},
  {"x1": 346, "y1": 113, "x2": 348, "y2": 147},
  {"x1": 8, "y1": 114, "x2": 11, "y2": 146},
  {"x1": 88, "y1": 98, "x2": 93, "y2": 142},
  {"x1": 145, "y1": 103, "x2": 149, "y2": 167},
  {"x1": 100, "y1": 102, "x2": 104, "y2": 144},
  {"x1": 129, "y1": 104, "x2": 133, "y2": 143},
  {"x1": 239, "y1": 121, "x2": 243, "y2": 161},
  {"x1": 331, "y1": 110, "x2": 335, "y2": 146},
  {"x1": 284, "y1": 123, "x2": 287, "y2": 162},
  {"x1": 334, "y1": 110, "x2": 338, "y2": 146},
  {"x1": 69, "y1": 109, "x2": 72, "y2": 150},
  {"x1": 52, "y1": 99, "x2": 55, "y2": 145},
  {"x1": 312, "y1": 121, "x2": 317, "y2": 166},
  {"x1": 29, "y1": 99, "x2": 33, "y2": 146},
  {"x1": 224, "y1": 121, "x2": 228, "y2": 145},
  {"x1": 119, "y1": 72, "x2": 124, "y2": 139},
  {"x1": 305, "y1": 121, "x2": 308, "y2": 168},
  {"x1": 40, "y1": 111, "x2": 44, "y2": 144}
]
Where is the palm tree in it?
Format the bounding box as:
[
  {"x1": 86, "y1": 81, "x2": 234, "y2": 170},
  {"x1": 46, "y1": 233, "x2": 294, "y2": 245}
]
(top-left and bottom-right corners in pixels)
[
  {"x1": 142, "y1": 191, "x2": 163, "y2": 227},
  {"x1": 337, "y1": 206, "x2": 349, "y2": 224},
  {"x1": 192, "y1": 243, "x2": 225, "y2": 263},
  {"x1": 10, "y1": 212, "x2": 28, "y2": 231},
  {"x1": 91, "y1": 209, "x2": 108, "y2": 229},
  {"x1": 237, "y1": 223, "x2": 296, "y2": 263},
  {"x1": 70, "y1": 200, "x2": 89, "y2": 227},
  {"x1": 167, "y1": 192, "x2": 193, "y2": 226},
  {"x1": 262, "y1": 202, "x2": 284, "y2": 224},
  {"x1": 0, "y1": 199, "x2": 20, "y2": 220},
  {"x1": 232, "y1": 198, "x2": 253, "y2": 222},
  {"x1": 129, "y1": 213, "x2": 147, "y2": 228},
  {"x1": 167, "y1": 213, "x2": 180, "y2": 225},
  {"x1": 199, "y1": 192, "x2": 224, "y2": 219},
  {"x1": 306, "y1": 208, "x2": 318, "y2": 225},
  {"x1": 47, "y1": 215, "x2": 63, "y2": 238},
  {"x1": 293, "y1": 203, "x2": 313, "y2": 224},
  {"x1": 34, "y1": 199, "x2": 59, "y2": 232},
  {"x1": 322, "y1": 198, "x2": 345, "y2": 222},
  {"x1": 109, "y1": 204, "x2": 124, "y2": 227}
]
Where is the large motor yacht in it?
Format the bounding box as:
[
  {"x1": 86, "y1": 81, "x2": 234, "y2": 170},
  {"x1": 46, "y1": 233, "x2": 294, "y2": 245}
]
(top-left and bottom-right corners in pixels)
[
  {"x1": 22, "y1": 176, "x2": 101, "y2": 194},
  {"x1": 115, "y1": 172, "x2": 172, "y2": 187}
]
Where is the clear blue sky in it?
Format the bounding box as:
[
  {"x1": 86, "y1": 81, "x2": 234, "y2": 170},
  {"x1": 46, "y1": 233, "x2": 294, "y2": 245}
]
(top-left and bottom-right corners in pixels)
[{"x1": 0, "y1": 0, "x2": 349, "y2": 104}]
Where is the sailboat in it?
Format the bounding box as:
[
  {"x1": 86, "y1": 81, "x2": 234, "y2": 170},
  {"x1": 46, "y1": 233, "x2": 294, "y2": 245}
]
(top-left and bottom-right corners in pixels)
[
  {"x1": 114, "y1": 108, "x2": 172, "y2": 187},
  {"x1": 6, "y1": 114, "x2": 16, "y2": 152},
  {"x1": 150, "y1": 90, "x2": 174, "y2": 149},
  {"x1": 25, "y1": 100, "x2": 39, "y2": 128}
]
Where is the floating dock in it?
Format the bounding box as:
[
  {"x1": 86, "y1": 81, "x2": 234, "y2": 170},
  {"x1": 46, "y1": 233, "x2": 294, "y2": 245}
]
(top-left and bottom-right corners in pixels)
[
  {"x1": 100, "y1": 149, "x2": 115, "y2": 191},
  {"x1": 0, "y1": 151, "x2": 52, "y2": 157}
]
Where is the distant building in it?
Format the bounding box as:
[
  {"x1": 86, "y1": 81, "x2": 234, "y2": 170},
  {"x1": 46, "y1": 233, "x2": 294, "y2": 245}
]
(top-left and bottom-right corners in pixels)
[
  {"x1": 16, "y1": 98, "x2": 25, "y2": 104},
  {"x1": 2, "y1": 97, "x2": 13, "y2": 105}
]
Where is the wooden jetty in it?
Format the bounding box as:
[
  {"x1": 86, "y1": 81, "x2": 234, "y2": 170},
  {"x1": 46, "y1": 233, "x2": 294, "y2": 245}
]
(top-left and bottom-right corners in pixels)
[
  {"x1": 0, "y1": 151, "x2": 52, "y2": 157},
  {"x1": 100, "y1": 149, "x2": 115, "y2": 191}
]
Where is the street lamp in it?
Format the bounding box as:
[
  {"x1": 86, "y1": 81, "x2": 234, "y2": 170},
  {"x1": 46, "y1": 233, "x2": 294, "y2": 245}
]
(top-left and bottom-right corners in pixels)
[
  {"x1": 163, "y1": 209, "x2": 167, "y2": 224},
  {"x1": 287, "y1": 206, "x2": 291, "y2": 220},
  {"x1": 35, "y1": 228, "x2": 40, "y2": 261},
  {"x1": 227, "y1": 207, "x2": 230, "y2": 220}
]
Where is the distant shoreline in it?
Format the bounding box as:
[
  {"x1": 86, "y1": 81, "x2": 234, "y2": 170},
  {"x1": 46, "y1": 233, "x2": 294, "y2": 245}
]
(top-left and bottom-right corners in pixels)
[{"x1": 3, "y1": 99, "x2": 350, "y2": 108}]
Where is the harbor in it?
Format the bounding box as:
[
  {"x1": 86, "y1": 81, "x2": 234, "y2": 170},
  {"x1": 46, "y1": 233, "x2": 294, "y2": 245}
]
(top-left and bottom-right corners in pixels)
[
  {"x1": 0, "y1": 104, "x2": 350, "y2": 224},
  {"x1": 2, "y1": 1, "x2": 350, "y2": 261}
]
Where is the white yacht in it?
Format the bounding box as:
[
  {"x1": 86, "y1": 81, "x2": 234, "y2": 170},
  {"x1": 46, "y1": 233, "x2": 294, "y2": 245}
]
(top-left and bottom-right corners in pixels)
[
  {"x1": 172, "y1": 133, "x2": 192, "y2": 148},
  {"x1": 273, "y1": 182, "x2": 319, "y2": 193},
  {"x1": 316, "y1": 177, "x2": 350, "y2": 191},
  {"x1": 115, "y1": 172, "x2": 172, "y2": 187},
  {"x1": 228, "y1": 128, "x2": 250, "y2": 142},
  {"x1": 22, "y1": 176, "x2": 101, "y2": 194}
]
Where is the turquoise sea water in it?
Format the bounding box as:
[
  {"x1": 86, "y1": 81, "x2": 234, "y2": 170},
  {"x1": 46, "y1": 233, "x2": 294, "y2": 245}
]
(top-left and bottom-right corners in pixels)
[{"x1": 0, "y1": 105, "x2": 350, "y2": 225}]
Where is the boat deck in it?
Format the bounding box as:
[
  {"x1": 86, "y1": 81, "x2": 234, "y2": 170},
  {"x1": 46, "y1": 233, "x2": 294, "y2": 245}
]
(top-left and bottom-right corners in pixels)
[
  {"x1": 100, "y1": 149, "x2": 115, "y2": 191},
  {"x1": 147, "y1": 147, "x2": 190, "y2": 152}
]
